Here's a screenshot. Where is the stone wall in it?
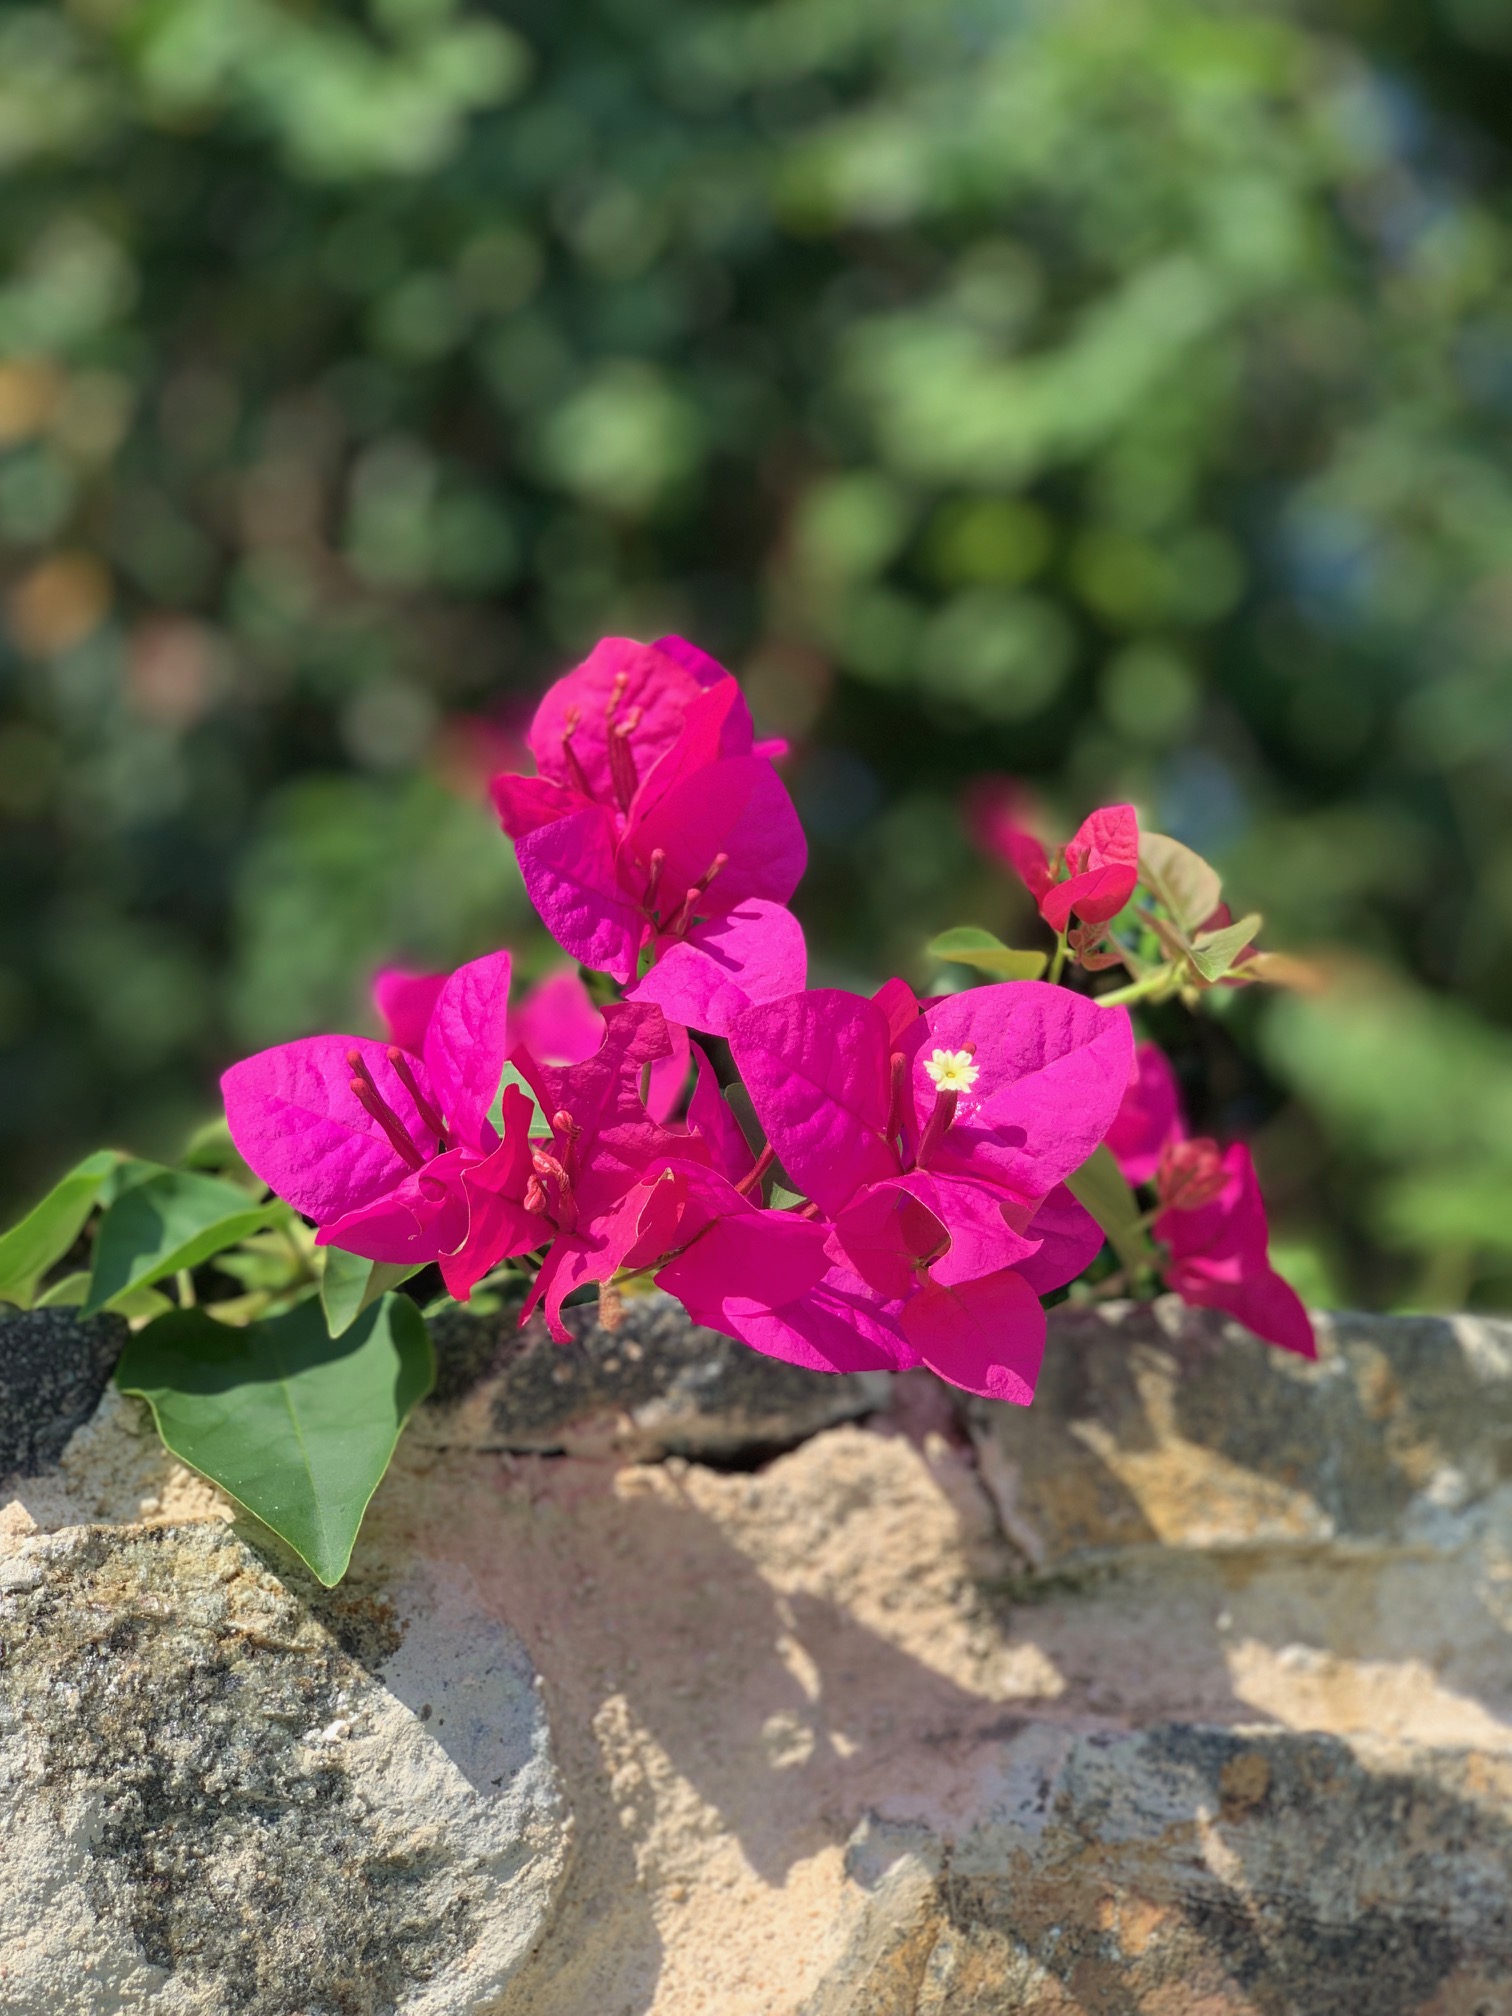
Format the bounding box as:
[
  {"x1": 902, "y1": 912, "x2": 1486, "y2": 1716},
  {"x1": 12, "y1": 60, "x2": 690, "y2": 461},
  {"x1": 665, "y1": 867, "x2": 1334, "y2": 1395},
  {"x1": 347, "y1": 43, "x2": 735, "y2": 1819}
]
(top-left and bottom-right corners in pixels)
[{"x1": 4, "y1": 1295, "x2": 1512, "y2": 2014}]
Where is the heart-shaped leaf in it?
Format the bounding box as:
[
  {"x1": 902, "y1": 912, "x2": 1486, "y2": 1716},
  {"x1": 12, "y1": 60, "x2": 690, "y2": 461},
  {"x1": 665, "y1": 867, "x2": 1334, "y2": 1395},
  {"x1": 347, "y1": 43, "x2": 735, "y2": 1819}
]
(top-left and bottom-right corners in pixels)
[
  {"x1": 116, "y1": 1293, "x2": 433, "y2": 1585},
  {"x1": 926, "y1": 927, "x2": 1048, "y2": 980},
  {"x1": 1188, "y1": 912, "x2": 1262, "y2": 983},
  {"x1": 320, "y1": 1247, "x2": 422, "y2": 1338},
  {"x1": 1139, "y1": 833, "x2": 1223, "y2": 933},
  {"x1": 1065, "y1": 1144, "x2": 1156, "y2": 1275},
  {"x1": 0, "y1": 1150, "x2": 123, "y2": 1308},
  {"x1": 85, "y1": 1170, "x2": 287, "y2": 1315}
]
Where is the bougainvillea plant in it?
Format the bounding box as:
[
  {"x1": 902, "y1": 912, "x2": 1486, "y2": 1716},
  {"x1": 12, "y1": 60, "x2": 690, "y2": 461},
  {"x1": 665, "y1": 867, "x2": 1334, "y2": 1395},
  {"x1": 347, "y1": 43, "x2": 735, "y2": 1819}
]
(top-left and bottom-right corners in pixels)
[{"x1": 0, "y1": 639, "x2": 1312, "y2": 1582}]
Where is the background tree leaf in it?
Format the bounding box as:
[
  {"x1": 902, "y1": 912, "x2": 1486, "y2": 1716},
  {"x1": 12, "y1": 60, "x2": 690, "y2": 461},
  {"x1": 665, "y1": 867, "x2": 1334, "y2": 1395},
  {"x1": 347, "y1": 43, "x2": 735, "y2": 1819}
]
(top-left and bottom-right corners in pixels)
[
  {"x1": 0, "y1": 1150, "x2": 122, "y2": 1308},
  {"x1": 1138, "y1": 834, "x2": 1223, "y2": 934},
  {"x1": 1065, "y1": 1144, "x2": 1157, "y2": 1276},
  {"x1": 320, "y1": 1247, "x2": 422, "y2": 1338},
  {"x1": 927, "y1": 927, "x2": 1048, "y2": 980},
  {"x1": 85, "y1": 1170, "x2": 286, "y2": 1315},
  {"x1": 115, "y1": 1293, "x2": 434, "y2": 1586}
]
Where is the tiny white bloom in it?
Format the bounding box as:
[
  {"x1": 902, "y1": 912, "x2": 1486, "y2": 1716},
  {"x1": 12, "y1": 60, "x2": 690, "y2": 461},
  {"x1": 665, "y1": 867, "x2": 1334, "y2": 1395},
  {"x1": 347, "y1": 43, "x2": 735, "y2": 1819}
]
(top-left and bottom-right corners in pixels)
[{"x1": 924, "y1": 1047, "x2": 979, "y2": 1093}]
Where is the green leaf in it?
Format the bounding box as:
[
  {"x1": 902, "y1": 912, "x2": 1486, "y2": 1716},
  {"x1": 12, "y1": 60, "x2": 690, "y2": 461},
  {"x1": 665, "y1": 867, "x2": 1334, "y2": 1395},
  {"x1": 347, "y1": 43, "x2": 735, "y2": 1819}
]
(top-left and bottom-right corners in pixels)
[
  {"x1": 0, "y1": 1150, "x2": 122, "y2": 1308},
  {"x1": 1138, "y1": 832, "x2": 1223, "y2": 933},
  {"x1": 116, "y1": 1294, "x2": 434, "y2": 1586},
  {"x1": 179, "y1": 1116, "x2": 260, "y2": 1188},
  {"x1": 85, "y1": 1171, "x2": 285, "y2": 1316},
  {"x1": 1065, "y1": 1144, "x2": 1156, "y2": 1275},
  {"x1": 927, "y1": 927, "x2": 1048, "y2": 980},
  {"x1": 1187, "y1": 912, "x2": 1261, "y2": 983},
  {"x1": 320, "y1": 1247, "x2": 422, "y2": 1337},
  {"x1": 36, "y1": 1270, "x2": 176, "y2": 1320},
  {"x1": 496, "y1": 1062, "x2": 555, "y2": 1138}
]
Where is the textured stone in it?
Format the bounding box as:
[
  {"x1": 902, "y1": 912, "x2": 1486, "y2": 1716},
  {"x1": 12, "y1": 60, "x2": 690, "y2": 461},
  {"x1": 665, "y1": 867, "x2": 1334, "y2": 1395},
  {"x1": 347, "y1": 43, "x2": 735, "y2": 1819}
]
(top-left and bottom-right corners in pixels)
[
  {"x1": 814, "y1": 1730, "x2": 1512, "y2": 2014},
  {"x1": 0, "y1": 1521, "x2": 568, "y2": 2014},
  {"x1": 419, "y1": 1287, "x2": 890, "y2": 1461},
  {"x1": 9, "y1": 1301, "x2": 1512, "y2": 2015},
  {"x1": 0, "y1": 1306, "x2": 128, "y2": 1479},
  {"x1": 969, "y1": 1299, "x2": 1512, "y2": 1571}
]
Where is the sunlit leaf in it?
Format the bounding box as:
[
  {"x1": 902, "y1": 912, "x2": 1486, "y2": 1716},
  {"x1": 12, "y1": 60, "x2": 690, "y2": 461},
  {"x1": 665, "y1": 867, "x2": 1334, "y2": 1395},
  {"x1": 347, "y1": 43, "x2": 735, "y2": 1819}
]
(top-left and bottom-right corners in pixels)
[
  {"x1": 1138, "y1": 832, "x2": 1222, "y2": 933},
  {"x1": 116, "y1": 1294, "x2": 434, "y2": 1586},
  {"x1": 320, "y1": 1246, "x2": 422, "y2": 1338},
  {"x1": 496, "y1": 1062, "x2": 555, "y2": 1138},
  {"x1": 85, "y1": 1171, "x2": 286, "y2": 1316},
  {"x1": 34, "y1": 1269, "x2": 175, "y2": 1320},
  {"x1": 926, "y1": 927, "x2": 1048, "y2": 980},
  {"x1": 1065, "y1": 1144, "x2": 1156, "y2": 1275},
  {"x1": 1188, "y1": 912, "x2": 1262, "y2": 983},
  {"x1": 0, "y1": 1150, "x2": 122, "y2": 1309}
]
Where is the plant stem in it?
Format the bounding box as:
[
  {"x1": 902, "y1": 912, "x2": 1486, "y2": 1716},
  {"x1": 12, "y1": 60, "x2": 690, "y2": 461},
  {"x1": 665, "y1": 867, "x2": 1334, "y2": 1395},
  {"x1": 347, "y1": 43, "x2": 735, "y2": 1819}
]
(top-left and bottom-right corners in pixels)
[
  {"x1": 1047, "y1": 930, "x2": 1069, "y2": 985},
  {"x1": 1093, "y1": 967, "x2": 1173, "y2": 1010},
  {"x1": 176, "y1": 1269, "x2": 196, "y2": 1308}
]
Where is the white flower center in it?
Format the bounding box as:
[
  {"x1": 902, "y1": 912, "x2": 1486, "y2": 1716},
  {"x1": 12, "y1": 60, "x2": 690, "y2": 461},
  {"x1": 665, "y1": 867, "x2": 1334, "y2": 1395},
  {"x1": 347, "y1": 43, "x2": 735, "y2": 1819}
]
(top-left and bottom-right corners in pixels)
[{"x1": 923, "y1": 1047, "x2": 979, "y2": 1093}]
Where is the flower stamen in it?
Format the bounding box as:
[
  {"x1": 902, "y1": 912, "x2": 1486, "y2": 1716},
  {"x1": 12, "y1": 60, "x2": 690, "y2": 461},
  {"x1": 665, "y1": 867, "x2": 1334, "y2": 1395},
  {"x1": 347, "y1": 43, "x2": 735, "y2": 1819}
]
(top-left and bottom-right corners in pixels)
[
  {"x1": 665, "y1": 851, "x2": 729, "y2": 937},
  {"x1": 607, "y1": 704, "x2": 642, "y2": 814},
  {"x1": 347, "y1": 1051, "x2": 426, "y2": 1170},
  {"x1": 386, "y1": 1046, "x2": 447, "y2": 1144},
  {"x1": 560, "y1": 706, "x2": 595, "y2": 801}
]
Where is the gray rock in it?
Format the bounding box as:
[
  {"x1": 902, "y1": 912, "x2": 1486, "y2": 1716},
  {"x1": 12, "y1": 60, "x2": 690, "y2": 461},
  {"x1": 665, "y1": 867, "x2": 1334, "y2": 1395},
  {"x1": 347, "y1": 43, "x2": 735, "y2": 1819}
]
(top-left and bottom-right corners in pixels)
[
  {"x1": 0, "y1": 1522, "x2": 568, "y2": 2015},
  {"x1": 970, "y1": 1298, "x2": 1512, "y2": 1572},
  {"x1": 0, "y1": 1306, "x2": 128, "y2": 1480},
  {"x1": 812, "y1": 1727, "x2": 1512, "y2": 2014},
  {"x1": 419, "y1": 1287, "x2": 889, "y2": 1461}
]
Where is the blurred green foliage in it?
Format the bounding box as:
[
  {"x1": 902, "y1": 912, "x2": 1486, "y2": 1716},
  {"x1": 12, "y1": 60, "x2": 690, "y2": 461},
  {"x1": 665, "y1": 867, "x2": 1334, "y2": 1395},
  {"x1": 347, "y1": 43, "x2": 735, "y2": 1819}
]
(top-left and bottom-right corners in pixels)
[{"x1": 4, "y1": 0, "x2": 1512, "y2": 1310}]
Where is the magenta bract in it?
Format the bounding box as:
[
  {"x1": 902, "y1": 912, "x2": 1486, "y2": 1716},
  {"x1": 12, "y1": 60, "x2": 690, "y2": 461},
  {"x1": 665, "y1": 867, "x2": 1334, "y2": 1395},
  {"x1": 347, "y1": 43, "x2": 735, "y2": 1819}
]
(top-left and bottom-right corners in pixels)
[
  {"x1": 491, "y1": 638, "x2": 807, "y2": 1018},
  {"x1": 1158, "y1": 1142, "x2": 1315, "y2": 1359},
  {"x1": 222, "y1": 949, "x2": 540, "y2": 1288},
  {"x1": 975, "y1": 783, "x2": 1140, "y2": 932},
  {"x1": 1106, "y1": 1041, "x2": 1185, "y2": 1186}
]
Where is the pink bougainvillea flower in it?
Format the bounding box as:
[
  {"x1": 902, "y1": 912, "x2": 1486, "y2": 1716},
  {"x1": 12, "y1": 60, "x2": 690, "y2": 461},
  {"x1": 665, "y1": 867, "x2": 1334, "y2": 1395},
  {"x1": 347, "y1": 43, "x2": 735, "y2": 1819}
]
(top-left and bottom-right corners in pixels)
[
  {"x1": 222, "y1": 951, "x2": 541, "y2": 1295},
  {"x1": 655, "y1": 1164, "x2": 1051, "y2": 1399},
  {"x1": 372, "y1": 966, "x2": 447, "y2": 1057},
  {"x1": 729, "y1": 980, "x2": 1130, "y2": 1216},
  {"x1": 972, "y1": 780, "x2": 1139, "y2": 932},
  {"x1": 653, "y1": 1169, "x2": 914, "y2": 1376},
  {"x1": 512, "y1": 964, "x2": 691, "y2": 1123},
  {"x1": 1013, "y1": 1184, "x2": 1106, "y2": 1296},
  {"x1": 685, "y1": 1043, "x2": 757, "y2": 1187},
  {"x1": 1105, "y1": 1041, "x2": 1185, "y2": 1186},
  {"x1": 627, "y1": 898, "x2": 807, "y2": 1038},
  {"x1": 898, "y1": 1268, "x2": 1048, "y2": 1404},
  {"x1": 490, "y1": 637, "x2": 807, "y2": 1018},
  {"x1": 720, "y1": 978, "x2": 1133, "y2": 1395},
  {"x1": 1156, "y1": 1141, "x2": 1315, "y2": 1359},
  {"x1": 511, "y1": 998, "x2": 703, "y2": 1340},
  {"x1": 1103, "y1": 1039, "x2": 1312, "y2": 1355}
]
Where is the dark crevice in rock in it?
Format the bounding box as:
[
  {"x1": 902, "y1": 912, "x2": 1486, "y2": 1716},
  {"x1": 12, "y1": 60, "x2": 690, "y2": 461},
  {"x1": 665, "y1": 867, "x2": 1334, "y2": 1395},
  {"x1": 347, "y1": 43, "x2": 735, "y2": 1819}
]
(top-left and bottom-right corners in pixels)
[
  {"x1": 0, "y1": 1306, "x2": 128, "y2": 1479},
  {"x1": 420, "y1": 1289, "x2": 890, "y2": 1464}
]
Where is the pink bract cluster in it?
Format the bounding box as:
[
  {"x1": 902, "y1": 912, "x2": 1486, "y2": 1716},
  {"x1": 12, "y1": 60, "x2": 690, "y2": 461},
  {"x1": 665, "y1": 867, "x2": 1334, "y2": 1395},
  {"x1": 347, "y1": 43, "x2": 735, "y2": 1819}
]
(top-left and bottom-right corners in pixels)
[{"x1": 222, "y1": 636, "x2": 1314, "y2": 1404}]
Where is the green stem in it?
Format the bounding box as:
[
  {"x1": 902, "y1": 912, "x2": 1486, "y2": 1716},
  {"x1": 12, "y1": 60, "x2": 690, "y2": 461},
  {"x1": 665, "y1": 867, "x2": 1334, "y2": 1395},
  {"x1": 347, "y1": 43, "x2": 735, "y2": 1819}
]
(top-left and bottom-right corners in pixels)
[
  {"x1": 1093, "y1": 967, "x2": 1173, "y2": 1010},
  {"x1": 176, "y1": 1269, "x2": 196, "y2": 1308},
  {"x1": 1047, "y1": 930, "x2": 1069, "y2": 985}
]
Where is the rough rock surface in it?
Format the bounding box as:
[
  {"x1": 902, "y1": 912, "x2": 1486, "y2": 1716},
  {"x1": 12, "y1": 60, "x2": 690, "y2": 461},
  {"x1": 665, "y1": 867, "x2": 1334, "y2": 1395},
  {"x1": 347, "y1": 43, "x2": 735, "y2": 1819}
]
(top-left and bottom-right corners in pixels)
[
  {"x1": 0, "y1": 1522, "x2": 567, "y2": 2014},
  {"x1": 969, "y1": 1299, "x2": 1512, "y2": 1569},
  {"x1": 420, "y1": 1288, "x2": 889, "y2": 1461},
  {"x1": 5, "y1": 1297, "x2": 1512, "y2": 2015},
  {"x1": 0, "y1": 1304, "x2": 127, "y2": 1477}
]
